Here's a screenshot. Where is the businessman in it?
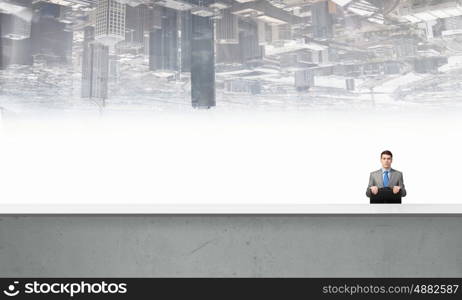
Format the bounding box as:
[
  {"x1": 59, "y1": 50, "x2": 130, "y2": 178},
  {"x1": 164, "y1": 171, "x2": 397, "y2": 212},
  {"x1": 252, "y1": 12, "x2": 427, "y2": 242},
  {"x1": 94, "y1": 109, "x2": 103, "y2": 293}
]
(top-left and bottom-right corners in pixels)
[{"x1": 366, "y1": 150, "x2": 406, "y2": 199}]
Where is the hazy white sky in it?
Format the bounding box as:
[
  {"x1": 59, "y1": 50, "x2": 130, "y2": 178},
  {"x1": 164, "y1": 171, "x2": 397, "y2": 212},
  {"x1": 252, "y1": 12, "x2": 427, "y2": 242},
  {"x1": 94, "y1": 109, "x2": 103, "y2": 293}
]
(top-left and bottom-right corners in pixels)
[{"x1": 0, "y1": 109, "x2": 461, "y2": 210}]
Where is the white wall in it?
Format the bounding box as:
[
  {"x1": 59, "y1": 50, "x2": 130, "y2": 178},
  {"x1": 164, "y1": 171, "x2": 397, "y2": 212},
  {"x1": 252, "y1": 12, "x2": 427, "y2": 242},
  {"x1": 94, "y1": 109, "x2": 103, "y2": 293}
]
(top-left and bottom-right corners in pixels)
[{"x1": 0, "y1": 109, "x2": 461, "y2": 210}]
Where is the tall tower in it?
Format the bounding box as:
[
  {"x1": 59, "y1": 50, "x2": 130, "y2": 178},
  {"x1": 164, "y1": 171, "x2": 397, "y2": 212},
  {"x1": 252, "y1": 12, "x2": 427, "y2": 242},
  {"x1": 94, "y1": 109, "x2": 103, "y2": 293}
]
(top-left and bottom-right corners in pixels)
[
  {"x1": 148, "y1": 7, "x2": 178, "y2": 71},
  {"x1": 191, "y1": 14, "x2": 215, "y2": 108},
  {"x1": 180, "y1": 10, "x2": 192, "y2": 72},
  {"x1": 311, "y1": 0, "x2": 333, "y2": 39},
  {"x1": 95, "y1": 0, "x2": 126, "y2": 47},
  {"x1": 122, "y1": 4, "x2": 145, "y2": 49},
  {"x1": 239, "y1": 19, "x2": 265, "y2": 63},
  {"x1": 0, "y1": 1, "x2": 33, "y2": 67},
  {"x1": 215, "y1": 9, "x2": 239, "y2": 44},
  {"x1": 0, "y1": 17, "x2": 2, "y2": 69},
  {"x1": 82, "y1": 26, "x2": 109, "y2": 100}
]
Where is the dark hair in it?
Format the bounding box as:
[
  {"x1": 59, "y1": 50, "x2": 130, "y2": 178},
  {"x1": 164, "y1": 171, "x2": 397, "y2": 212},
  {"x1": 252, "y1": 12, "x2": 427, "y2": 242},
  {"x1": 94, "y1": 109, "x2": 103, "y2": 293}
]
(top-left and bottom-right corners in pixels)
[{"x1": 381, "y1": 150, "x2": 393, "y2": 158}]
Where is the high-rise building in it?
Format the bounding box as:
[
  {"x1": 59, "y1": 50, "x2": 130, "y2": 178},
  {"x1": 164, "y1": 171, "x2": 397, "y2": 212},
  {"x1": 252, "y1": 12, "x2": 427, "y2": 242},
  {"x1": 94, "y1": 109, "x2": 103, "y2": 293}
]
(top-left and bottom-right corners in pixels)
[
  {"x1": 35, "y1": 2, "x2": 61, "y2": 19},
  {"x1": 148, "y1": 29, "x2": 162, "y2": 70},
  {"x1": 30, "y1": 5, "x2": 73, "y2": 65},
  {"x1": 82, "y1": 26, "x2": 94, "y2": 98},
  {"x1": 257, "y1": 21, "x2": 266, "y2": 45},
  {"x1": 216, "y1": 18, "x2": 265, "y2": 64},
  {"x1": 121, "y1": 4, "x2": 145, "y2": 49},
  {"x1": 143, "y1": 31, "x2": 150, "y2": 57},
  {"x1": 95, "y1": 0, "x2": 126, "y2": 46},
  {"x1": 146, "y1": 5, "x2": 162, "y2": 31},
  {"x1": 0, "y1": 26, "x2": 2, "y2": 69},
  {"x1": 191, "y1": 14, "x2": 215, "y2": 108},
  {"x1": 82, "y1": 26, "x2": 109, "y2": 99},
  {"x1": 148, "y1": 7, "x2": 178, "y2": 71},
  {"x1": 311, "y1": 0, "x2": 333, "y2": 39},
  {"x1": 215, "y1": 9, "x2": 239, "y2": 44},
  {"x1": 179, "y1": 10, "x2": 192, "y2": 72},
  {"x1": 239, "y1": 20, "x2": 265, "y2": 63},
  {"x1": 0, "y1": 0, "x2": 32, "y2": 67}
]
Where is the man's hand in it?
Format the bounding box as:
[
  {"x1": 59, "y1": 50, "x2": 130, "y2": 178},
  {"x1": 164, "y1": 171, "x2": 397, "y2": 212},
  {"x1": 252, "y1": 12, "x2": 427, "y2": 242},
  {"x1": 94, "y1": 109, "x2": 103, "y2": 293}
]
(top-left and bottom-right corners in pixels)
[
  {"x1": 393, "y1": 186, "x2": 401, "y2": 194},
  {"x1": 370, "y1": 186, "x2": 378, "y2": 195}
]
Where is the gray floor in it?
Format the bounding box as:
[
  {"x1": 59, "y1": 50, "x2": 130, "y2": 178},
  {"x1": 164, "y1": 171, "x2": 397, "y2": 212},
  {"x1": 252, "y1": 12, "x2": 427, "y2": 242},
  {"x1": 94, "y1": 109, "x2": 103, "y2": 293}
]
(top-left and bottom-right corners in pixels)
[{"x1": 0, "y1": 215, "x2": 461, "y2": 277}]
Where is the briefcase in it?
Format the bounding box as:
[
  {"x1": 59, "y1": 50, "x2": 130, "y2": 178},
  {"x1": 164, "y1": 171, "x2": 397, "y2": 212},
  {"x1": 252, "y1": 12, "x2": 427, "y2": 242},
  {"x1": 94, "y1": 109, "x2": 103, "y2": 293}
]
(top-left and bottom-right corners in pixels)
[{"x1": 370, "y1": 187, "x2": 402, "y2": 204}]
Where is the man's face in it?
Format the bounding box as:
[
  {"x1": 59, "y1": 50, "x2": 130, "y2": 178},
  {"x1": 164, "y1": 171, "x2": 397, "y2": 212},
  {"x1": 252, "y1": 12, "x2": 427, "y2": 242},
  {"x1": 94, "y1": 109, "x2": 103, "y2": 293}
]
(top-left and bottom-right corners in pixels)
[{"x1": 381, "y1": 154, "x2": 392, "y2": 169}]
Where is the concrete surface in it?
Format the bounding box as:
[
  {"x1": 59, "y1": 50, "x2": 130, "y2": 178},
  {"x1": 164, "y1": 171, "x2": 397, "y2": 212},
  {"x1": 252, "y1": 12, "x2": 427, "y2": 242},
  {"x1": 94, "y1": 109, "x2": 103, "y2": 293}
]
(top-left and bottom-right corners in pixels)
[{"x1": 0, "y1": 215, "x2": 461, "y2": 277}]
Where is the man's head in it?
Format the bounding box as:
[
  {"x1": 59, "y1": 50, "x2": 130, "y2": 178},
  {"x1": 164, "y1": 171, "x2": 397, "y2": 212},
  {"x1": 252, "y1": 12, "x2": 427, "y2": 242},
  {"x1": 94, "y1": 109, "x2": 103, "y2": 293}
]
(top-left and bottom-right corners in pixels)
[{"x1": 380, "y1": 150, "x2": 393, "y2": 169}]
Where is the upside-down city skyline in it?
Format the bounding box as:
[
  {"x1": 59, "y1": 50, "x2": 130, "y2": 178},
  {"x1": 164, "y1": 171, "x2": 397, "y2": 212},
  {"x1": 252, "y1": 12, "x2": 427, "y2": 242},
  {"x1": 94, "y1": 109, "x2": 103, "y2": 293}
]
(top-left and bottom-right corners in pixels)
[{"x1": 1, "y1": 0, "x2": 462, "y2": 115}]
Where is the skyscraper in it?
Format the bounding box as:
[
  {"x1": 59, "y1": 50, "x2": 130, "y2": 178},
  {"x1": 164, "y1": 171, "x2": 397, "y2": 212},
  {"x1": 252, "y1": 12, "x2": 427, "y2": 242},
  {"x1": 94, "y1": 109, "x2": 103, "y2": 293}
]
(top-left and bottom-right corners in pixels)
[
  {"x1": 30, "y1": 2, "x2": 73, "y2": 65},
  {"x1": 311, "y1": 0, "x2": 333, "y2": 39},
  {"x1": 0, "y1": 21, "x2": 2, "y2": 69},
  {"x1": 215, "y1": 8, "x2": 239, "y2": 44},
  {"x1": 82, "y1": 26, "x2": 109, "y2": 100},
  {"x1": 191, "y1": 14, "x2": 215, "y2": 108},
  {"x1": 216, "y1": 18, "x2": 265, "y2": 65},
  {"x1": 0, "y1": 1, "x2": 33, "y2": 67},
  {"x1": 81, "y1": 26, "x2": 94, "y2": 98},
  {"x1": 95, "y1": 0, "x2": 126, "y2": 46},
  {"x1": 122, "y1": 4, "x2": 145, "y2": 49},
  {"x1": 148, "y1": 7, "x2": 178, "y2": 71},
  {"x1": 239, "y1": 19, "x2": 265, "y2": 63},
  {"x1": 179, "y1": 10, "x2": 192, "y2": 72}
]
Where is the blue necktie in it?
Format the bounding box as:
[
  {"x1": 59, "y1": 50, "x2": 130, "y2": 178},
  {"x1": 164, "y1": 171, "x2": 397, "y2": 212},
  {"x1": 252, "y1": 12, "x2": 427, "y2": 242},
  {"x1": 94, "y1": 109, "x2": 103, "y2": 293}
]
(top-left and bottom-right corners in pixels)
[{"x1": 383, "y1": 171, "x2": 389, "y2": 187}]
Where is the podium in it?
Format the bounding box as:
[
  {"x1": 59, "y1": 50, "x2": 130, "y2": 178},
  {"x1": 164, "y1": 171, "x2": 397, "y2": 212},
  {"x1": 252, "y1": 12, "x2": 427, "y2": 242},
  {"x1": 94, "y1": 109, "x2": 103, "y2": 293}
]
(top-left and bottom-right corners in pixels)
[{"x1": 370, "y1": 187, "x2": 402, "y2": 204}]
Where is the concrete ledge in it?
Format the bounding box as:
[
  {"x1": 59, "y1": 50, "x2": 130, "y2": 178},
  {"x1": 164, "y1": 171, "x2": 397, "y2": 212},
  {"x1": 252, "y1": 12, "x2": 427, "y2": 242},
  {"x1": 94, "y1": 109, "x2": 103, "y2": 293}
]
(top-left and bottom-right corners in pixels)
[
  {"x1": 1, "y1": 203, "x2": 462, "y2": 214},
  {"x1": 0, "y1": 215, "x2": 461, "y2": 277}
]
